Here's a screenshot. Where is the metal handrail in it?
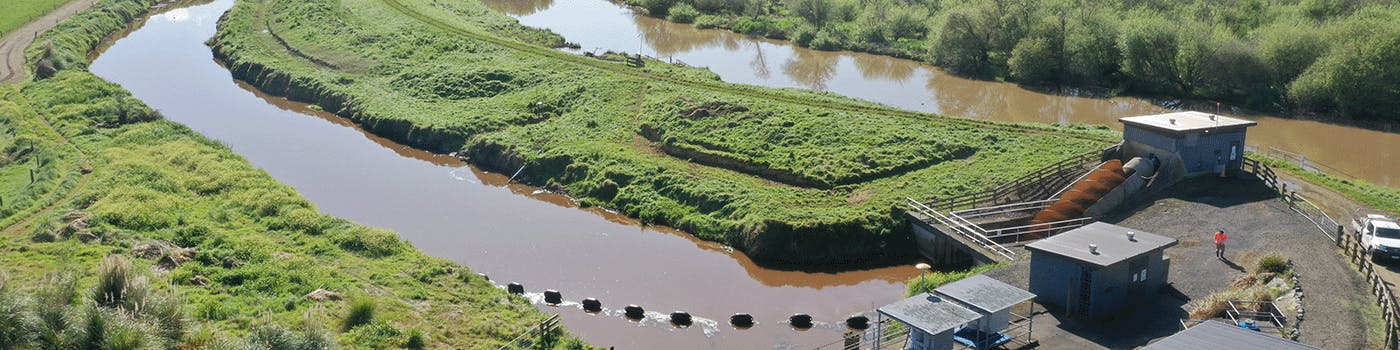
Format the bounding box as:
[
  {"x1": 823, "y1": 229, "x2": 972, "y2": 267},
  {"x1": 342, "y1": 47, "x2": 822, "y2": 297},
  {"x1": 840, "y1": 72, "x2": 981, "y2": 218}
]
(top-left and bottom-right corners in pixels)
[
  {"x1": 909, "y1": 198, "x2": 1016, "y2": 260},
  {"x1": 1288, "y1": 192, "x2": 1340, "y2": 241},
  {"x1": 928, "y1": 146, "x2": 1110, "y2": 211},
  {"x1": 949, "y1": 199, "x2": 1060, "y2": 218},
  {"x1": 983, "y1": 217, "x2": 1097, "y2": 240}
]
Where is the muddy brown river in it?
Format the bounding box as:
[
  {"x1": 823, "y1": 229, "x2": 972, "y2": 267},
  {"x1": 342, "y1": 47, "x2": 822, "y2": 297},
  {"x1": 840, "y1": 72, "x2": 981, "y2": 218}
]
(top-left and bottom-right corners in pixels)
[
  {"x1": 88, "y1": 0, "x2": 1393, "y2": 348},
  {"x1": 485, "y1": 0, "x2": 1397, "y2": 187},
  {"x1": 89, "y1": 1, "x2": 915, "y2": 349}
]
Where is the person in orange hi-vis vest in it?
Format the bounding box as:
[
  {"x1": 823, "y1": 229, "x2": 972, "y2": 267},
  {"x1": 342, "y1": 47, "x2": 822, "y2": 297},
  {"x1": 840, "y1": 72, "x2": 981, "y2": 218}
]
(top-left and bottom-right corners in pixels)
[{"x1": 1214, "y1": 230, "x2": 1228, "y2": 259}]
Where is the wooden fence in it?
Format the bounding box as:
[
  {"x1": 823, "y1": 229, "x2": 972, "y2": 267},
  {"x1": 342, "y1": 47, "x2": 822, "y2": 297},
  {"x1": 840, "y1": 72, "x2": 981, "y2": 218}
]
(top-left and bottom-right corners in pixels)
[
  {"x1": 1244, "y1": 155, "x2": 1398, "y2": 348},
  {"x1": 498, "y1": 314, "x2": 562, "y2": 350},
  {"x1": 1336, "y1": 226, "x2": 1400, "y2": 350},
  {"x1": 927, "y1": 143, "x2": 1118, "y2": 211}
]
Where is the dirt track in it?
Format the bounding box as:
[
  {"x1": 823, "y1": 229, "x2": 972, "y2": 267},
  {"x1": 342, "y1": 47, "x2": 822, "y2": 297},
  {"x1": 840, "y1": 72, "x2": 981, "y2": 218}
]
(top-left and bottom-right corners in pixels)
[{"x1": 0, "y1": 0, "x2": 97, "y2": 85}]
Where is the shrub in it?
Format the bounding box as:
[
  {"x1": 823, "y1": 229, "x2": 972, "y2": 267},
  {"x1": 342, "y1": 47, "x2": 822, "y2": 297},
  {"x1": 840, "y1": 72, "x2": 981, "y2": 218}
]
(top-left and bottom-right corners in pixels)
[
  {"x1": 1009, "y1": 37, "x2": 1058, "y2": 84},
  {"x1": 639, "y1": 0, "x2": 676, "y2": 16},
  {"x1": 809, "y1": 27, "x2": 847, "y2": 51},
  {"x1": 1255, "y1": 253, "x2": 1289, "y2": 274},
  {"x1": 343, "y1": 322, "x2": 403, "y2": 348},
  {"x1": 667, "y1": 3, "x2": 701, "y2": 23},
  {"x1": 343, "y1": 298, "x2": 375, "y2": 331},
  {"x1": 332, "y1": 227, "x2": 404, "y2": 258},
  {"x1": 693, "y1": 15, "x2": 728, "y2": 29},
  {"x1": 243, "y1": 325, "x2": 334, "y2": 350},
  {"x1": 404, "y1": 328, "x2": 426, "y2": 350}
]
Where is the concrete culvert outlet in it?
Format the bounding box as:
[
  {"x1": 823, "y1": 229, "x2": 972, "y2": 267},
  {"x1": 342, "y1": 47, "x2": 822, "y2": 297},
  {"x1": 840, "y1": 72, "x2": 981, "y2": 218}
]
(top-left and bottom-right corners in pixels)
[
  {"x1": 846, "y1": 316, "x2": 869, "y2": 330},
  {"x1": 624, "y1": 305, "x2": 645, "y2": 319},
  {"x1": 670, "y1": 311, "x2": 693, "y2": 326},
  {"x1": 507, "y1": 282, "x2": 524, "y2": 295},
  {"x1": 581, "y1": 298, "x2": 602, "y2": 312},
  {"x1": 543, "y1": 290, "x2": 562, "y2": 305},
  {"x1": 730, "y1": 313, "x2": 754, "y2": 328},
  {"x1": 790, "y1": 314, "x2": 813, "y2": 329}
]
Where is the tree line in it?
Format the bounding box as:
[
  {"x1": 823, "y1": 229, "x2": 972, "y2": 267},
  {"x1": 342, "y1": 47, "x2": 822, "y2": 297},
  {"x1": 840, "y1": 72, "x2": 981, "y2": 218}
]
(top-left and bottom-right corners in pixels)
[{"x1": 630, "y1": 0, "x2": 1400, "y2": 120}]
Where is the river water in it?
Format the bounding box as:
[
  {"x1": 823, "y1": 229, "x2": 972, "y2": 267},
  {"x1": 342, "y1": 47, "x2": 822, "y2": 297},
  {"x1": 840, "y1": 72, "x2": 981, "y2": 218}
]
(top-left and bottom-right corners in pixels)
[
  {"x1": 484, "y1": 0, "x2": 1397, "y2": 187},
  {"x1": 89, "y1": 0, "x2": 916, "y2": 349}
]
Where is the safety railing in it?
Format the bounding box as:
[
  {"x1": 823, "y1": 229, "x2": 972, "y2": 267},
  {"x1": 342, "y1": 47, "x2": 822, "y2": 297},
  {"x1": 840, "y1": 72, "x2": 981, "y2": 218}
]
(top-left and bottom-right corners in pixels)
[{"x1": 908, "y1": 198, "x2": 1016, "y2": 260}]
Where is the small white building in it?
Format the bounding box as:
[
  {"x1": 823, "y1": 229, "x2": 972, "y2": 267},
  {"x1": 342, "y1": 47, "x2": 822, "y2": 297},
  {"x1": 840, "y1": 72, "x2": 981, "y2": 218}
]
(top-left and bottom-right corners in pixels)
[{"x1": 877, "y1": 274, "x2": 1035, "y2": 350}]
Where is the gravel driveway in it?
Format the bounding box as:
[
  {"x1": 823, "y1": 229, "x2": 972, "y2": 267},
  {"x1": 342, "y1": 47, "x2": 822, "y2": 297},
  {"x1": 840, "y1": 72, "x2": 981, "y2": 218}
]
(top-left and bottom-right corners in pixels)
[{"x1": 986, "y1": 176, "x2": 1371, "y2": 349}]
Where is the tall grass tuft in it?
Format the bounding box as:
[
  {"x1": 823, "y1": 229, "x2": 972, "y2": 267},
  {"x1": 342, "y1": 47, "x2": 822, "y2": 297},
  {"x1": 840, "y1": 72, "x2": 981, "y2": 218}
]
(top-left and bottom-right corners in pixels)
[
  {"x1": 31, "y1": 271, "x2": 77, "y2": 349},
  {"x1": 404, "y1": 328, "x2": 425, "y2": 350},
  {"x1": 94, "y1": 255, "x2": 134, "y2": 308},
  {"x1": 343, "y1": 298, "x2": 375, "y2": 331},
  {"x1": 244, "y1": 325, "x2": 335, "y2": 350},
  {"x1": 0, "y1": 272, "x2": 27, "y2": 350}
]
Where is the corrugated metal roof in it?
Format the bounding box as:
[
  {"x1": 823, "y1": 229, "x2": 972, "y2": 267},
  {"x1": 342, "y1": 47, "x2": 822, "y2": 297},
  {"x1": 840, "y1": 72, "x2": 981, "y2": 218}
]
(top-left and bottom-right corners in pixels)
[
  {"x1": 935, "y1": 274, "x2": 1034, "y2": 313},
  {"x1": 877, "y1": 294, "x2": 982, "y2": 335},
  {"x1": 1143, "y1": 320, "x2": 1322, "y2": 350},
  {"x1": 1120, "y1": 111, "x2": 1257, "y2": 134},
  {"x1": 1026, "y1": 222, "x2": 1178, "y2": 268}
]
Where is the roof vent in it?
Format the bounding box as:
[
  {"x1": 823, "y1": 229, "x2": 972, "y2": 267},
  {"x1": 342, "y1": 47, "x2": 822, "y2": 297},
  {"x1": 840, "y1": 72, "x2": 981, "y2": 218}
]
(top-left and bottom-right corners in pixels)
[
  {"x1": 1089, "y1": 244, "x2": 1099, "y2": 255},
  {"x1": 1169, "y1": 118, "x2": 1177, "y2": 125},
  {"x1": 1127, "y1": 231, "x2": 1136, "y2": 241},
  {"x1": 1209, "y1": 114, "x2": 1218, "y2": 121}
]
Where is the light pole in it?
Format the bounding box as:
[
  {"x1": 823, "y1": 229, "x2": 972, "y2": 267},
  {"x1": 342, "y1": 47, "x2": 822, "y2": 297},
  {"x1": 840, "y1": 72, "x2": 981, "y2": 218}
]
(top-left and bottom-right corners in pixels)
[{"x1": 916, "y1": 262, "x2": 932, "y2": 294}]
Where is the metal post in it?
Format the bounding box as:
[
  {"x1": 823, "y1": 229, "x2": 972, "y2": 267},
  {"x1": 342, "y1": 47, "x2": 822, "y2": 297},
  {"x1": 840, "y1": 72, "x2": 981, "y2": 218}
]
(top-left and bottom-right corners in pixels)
[{"x1": 874, "y1": 314, "x2": 882, "y2": 350}]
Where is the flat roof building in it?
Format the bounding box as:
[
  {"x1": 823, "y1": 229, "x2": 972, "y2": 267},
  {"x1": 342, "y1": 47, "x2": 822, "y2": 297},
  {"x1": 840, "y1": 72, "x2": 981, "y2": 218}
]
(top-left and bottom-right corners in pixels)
[
  {"x1": 1119, "y1": 111, "x2": 1256, "y2": 180},
  {"x1": 878, "y1": 274, "x2": 1037, "y2": 350},
  {"x1": 879, "y1": 294, "x2": 983, "y2": 350},
  {"x1": 1143, "y1": 320, "x2": 1322, "y2": 350},
  {"x1": 1026, "y1": 222, "x2": 1177, "y2": 321}
]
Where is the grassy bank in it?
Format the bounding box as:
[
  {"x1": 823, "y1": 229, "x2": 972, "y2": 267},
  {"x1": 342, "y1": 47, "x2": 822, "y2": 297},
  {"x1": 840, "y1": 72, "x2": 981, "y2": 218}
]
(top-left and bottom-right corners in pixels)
[
  {"x1": 0, "y1": 0, "x2": 584, "y2": 348},
  {"x1": 0, "y1": 0, "x2": 72, "y2": 36},
  {"x1": 210, "y1": 0, "x2": 1114, "y2": 268},
  {"x1": 904, "y1": 263, "x2": 1003, "y2": 296},
  {"x1": 624, "y1": 0, "x2": 1400, "y2": 121},
  {"x1": 1257, "y1": 157, "x2": 1400, "y2": 215}
]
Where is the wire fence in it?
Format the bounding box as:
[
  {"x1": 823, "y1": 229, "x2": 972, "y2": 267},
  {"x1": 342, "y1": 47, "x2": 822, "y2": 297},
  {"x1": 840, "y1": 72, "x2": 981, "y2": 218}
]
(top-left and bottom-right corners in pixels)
[{"x1": 1247, "y1": 145, "x2": 1373, "y2": 184}]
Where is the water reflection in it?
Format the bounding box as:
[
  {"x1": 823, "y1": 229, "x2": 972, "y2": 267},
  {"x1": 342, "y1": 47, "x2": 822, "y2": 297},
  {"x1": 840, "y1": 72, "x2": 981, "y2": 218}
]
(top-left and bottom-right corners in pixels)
[
  {"x1": 852, "y1": 53, "x2": 916, "y2": 82},
  {"x1": 783, "y1": 49, "x2": 839, "y2": 90},
  {"x1": 636, "y1": 16, "x2": 724, "y2": 56},
  {"x1": 495, "y1": 0, "x2": 1399, "y2": 187},
  {"x1": 480, "y1": 0, "x2": 555, "y2": 16}
]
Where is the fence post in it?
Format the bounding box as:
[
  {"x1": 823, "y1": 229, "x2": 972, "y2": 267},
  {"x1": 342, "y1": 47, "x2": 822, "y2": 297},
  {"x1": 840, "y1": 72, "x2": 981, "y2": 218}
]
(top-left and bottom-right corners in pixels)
[{"x1": 1338, "y1": 225, "x2": 1346, "y2": 246}]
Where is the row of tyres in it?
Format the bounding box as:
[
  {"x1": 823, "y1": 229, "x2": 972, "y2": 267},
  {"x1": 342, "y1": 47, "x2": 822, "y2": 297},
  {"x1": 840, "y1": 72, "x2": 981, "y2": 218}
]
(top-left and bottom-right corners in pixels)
[{"x1": 501, "y1": 280, "x2": 872, "y2": 330}]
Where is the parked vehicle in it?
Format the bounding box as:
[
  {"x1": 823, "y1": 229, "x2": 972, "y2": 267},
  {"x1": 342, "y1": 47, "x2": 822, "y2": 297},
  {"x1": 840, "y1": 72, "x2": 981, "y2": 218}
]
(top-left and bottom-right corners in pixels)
[{"x1": 1355, "y1": 209, "x2": 1400, "y2": 262}]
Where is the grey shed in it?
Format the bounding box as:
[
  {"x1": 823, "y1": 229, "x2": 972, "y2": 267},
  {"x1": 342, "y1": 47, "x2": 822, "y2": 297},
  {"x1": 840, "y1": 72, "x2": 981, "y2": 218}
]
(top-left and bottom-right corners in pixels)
[
  {"x1": 1025, "y1": 222, "x2": 1177, "y2": 320},
  {"x1": 1144, "y1": 320, "x2": 1321, "y2": 350}
]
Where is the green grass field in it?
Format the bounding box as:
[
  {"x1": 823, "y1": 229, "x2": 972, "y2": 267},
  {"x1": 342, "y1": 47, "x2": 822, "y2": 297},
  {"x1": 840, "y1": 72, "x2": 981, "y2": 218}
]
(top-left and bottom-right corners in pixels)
[
  {"x1": 211, "y1": 0, "x2": 1116, "y2": 267},
  {"x1": 0, "y1": 0, "x2": 71, "y2": 36},
  {"x1": 0, "y1": 0, "x2": 586, "y2": 347}
]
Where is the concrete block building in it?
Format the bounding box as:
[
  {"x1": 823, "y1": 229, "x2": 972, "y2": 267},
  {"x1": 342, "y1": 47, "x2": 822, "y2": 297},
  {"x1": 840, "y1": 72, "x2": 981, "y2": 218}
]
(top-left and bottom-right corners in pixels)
[
  {"x1": 1144, "y1": 320, "x2": 1321, "y2": 350},
  {"x1": 1119, "y1": 111, "x2": 1256, "y2": 180},
  {"x1": 1026, "y1": 222, "x2": 1177, "y2": 321}
]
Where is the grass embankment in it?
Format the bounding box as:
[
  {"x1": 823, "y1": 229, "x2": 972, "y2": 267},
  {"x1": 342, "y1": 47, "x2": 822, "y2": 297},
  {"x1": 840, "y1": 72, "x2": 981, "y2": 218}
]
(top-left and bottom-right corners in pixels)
[
  {"x1": 0, "y1": 0, "x2": 584, "y2": 348},
  {"x1": 0, "y1": 0, "x2": 72, "y2": 36},
  {"x1": 210, "y1": 0, "x2": 1115, "y2": 268},
  {"x1": 626, "y1": 0, "x2": 1400, "y2": 120},
  {"x1": 1256, "y1": 157, "x2": 1400, "y2": 215}
]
